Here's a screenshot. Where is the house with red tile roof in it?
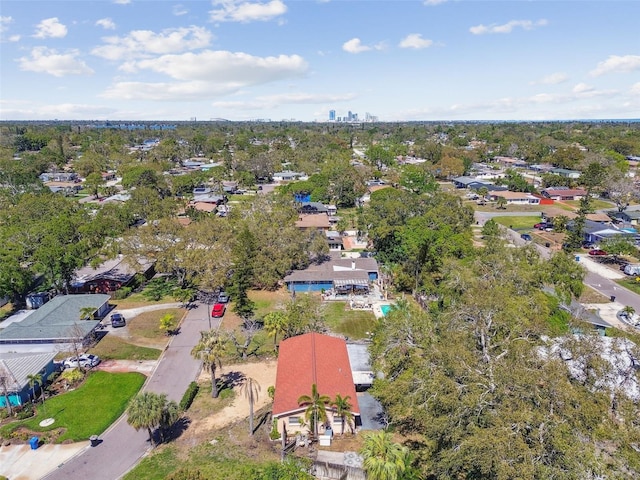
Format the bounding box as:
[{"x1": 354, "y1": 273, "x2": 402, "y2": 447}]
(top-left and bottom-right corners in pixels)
[{"x1": 272, "y1": 332, "x2": 360, "y2": 438}]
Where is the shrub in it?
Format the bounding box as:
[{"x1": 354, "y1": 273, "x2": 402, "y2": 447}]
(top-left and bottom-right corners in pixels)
[
  {"x1": 269, "y1": 418, "x2": 281, "y2": 440},
  {"x1": 16, "y1": 404, "x2": 35, "y2": 420},
  {"x1": 112, "y1": 287, "x2": 132, "y2": 300},
  {"x1": 179, "y1": 382, "x2": 199, "y2": 412}
]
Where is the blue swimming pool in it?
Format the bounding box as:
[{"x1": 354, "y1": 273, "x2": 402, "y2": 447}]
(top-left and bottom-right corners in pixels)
[{"x1": 380, "y1": 304, "x2": 392, "y2": 316}]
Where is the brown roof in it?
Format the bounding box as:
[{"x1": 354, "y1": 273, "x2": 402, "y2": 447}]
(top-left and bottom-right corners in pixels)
[
  {"x1": 295, "y1": 214, "x2": 330, "y2": 229},
  {"x1": 272, "y1": 333, "x2": 360, "y2": 417},
  {"x1": 543, "y1": 188, "x2": 587, "y2": 197},
  {"x1": 191, "y1": 202, "x2": 217, "y2": 213}
]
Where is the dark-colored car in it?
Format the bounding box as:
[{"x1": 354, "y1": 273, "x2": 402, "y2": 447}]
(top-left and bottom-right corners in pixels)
[
  {"x1": 212, "y1": 303, "x2": 226, "y2": 318},
  {"x1": 111, "y1": 313, "x2": 126, "y2": 327},
  {"x1": 588, "y1": 249, "x2": 608, "y2": 256},
  {"x1": 521, "y1": 233, "x2": 532, "y2": 241}
]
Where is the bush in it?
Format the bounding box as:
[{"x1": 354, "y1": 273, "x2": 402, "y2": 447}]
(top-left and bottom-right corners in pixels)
[
  {"x1": 179, "y1": 382, "x2": 199, "y2": 412},
  {"x1": 269, "y1": 418, "x2": 281, "y2": 440},
  {"x1": 16, "y1": 404, "x2": 35, "y2": 420},
  {"x1": 112, "y1": 287, "x2": 132, "y2": 300}
]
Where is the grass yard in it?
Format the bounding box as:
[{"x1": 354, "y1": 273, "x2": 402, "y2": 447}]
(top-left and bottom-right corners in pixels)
[
  {"x1": 492, "y1": 216, "x2": 542, "y2": 230},
  {"x1": 128, "y1": 308, "x2": 185, "y2": 342},
  {"x1": 474, "y1": 203, "x2": 544, "y2": 213},
  {"x1": 248, "y1": 289, "x2": 290, "y2": 319},
  {"x1": 323, "y1": 301, "x2": 377, "y2": 340},
  {"x1": 562, "y1": 199, "x2": 615, "y2": 210},
  {"x1": 616, "y1": 278, "x2": 640, "y2": 295},
  {"x1": 89, "y1": 335, "x2": 162, "y2": 361},
  {"x1": 1, "y1": 371, "x2": 145, "y2": 443},
  {"x1": 112, "y1": 293, "x2": 178, "y2": 310}
]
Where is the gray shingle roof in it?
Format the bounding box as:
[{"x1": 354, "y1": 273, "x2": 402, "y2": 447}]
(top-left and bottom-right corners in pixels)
[{"x1": 0, "y1": 294, "x2": 108, "y2": 342}]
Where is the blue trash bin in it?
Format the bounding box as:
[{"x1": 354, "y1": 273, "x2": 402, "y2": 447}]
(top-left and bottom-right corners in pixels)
[{"x1": 29, "y1": 436, "x2": 39, "y2": 450}]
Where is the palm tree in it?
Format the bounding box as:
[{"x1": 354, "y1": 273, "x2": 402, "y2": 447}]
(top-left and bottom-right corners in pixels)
[
  {"x1": 127, "y1": 392, "x2": 166, "y2": 447},
  {"x1": 332, "y1": 393, "x2": 354, "y2": 435},
  {"x1": 622, "y1": 305, "x2": 635, "y2": 320},
  {"x1": 26, "y1": 373, "x2": 42, "y2": 403},
  {"x1": 298, "y1": 383, "x2": 330, "y2": 438},
  {"x1": 240, "y1": 376, "x2": 260, "y2": 435},
  {"x1": 496, "y1": 196, "x2": 507, "y2": 210},
  {"x1": 263, "y1": 311, "x2": 287, "y2": 349},
  {"x1": 191, "y1": 330, "x2": 226, "y2": 398},
  {"x1": 159, "y1": 399, "x2": 180, "y2": 444},
  {"x1": 79, "y1": 307, "x2": 96, "y2": 320},
  {"x1": 360, "y1": 431, "x2": 414, "y2": 480},
  {"x1": 0, "y1": 369, "x2": 14, "y2": 415}
]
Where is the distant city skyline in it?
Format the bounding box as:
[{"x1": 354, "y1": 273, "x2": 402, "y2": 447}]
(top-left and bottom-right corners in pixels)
[{"x1": 1, "y1": 1, "x2": 639, "y2": 122}]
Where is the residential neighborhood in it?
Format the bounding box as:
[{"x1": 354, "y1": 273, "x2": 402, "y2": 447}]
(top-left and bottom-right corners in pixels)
[{"x1": 1, "y1": 120, "x2": 640, "y2": 480}]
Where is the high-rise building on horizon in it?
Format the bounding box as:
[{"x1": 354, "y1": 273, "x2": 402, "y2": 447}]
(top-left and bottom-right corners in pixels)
[{"x1": 329, "y1": 109, "x2": 336, "y2": 121}]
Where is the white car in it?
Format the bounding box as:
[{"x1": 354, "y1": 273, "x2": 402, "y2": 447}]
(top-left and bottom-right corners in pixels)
[{"x1": 63, "y1": 353, "x2": 101, "y2": 369}]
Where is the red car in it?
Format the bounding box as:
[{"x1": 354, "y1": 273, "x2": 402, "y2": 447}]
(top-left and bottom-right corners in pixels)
[
  {"x1": 588, "y1": 249, "x2": 608, "y2": 256},
  {"x1": 211, "y1": 303, "x2": 226, "y2": 317}
]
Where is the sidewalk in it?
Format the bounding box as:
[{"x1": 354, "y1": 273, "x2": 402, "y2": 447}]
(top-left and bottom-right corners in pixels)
[{"x1": 0, "y1": 443, "x2": 87, "y2": 480}]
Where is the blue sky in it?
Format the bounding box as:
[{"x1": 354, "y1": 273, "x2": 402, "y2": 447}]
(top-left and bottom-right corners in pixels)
[{"x1": 1, "y1": 0, "x2": 639, "y2": 122}]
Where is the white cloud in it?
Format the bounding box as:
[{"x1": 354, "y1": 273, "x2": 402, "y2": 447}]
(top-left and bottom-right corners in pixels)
[
  {"x1": 470, "y1": 19, "x2": 548, "y2": 35},
  {"x1": 8, "y1": 34, "x2": 20, "y2": 42},
  {"x1": 113, "y1": 0, "x2": 131, "y2": 4},
  {"x1": 0, "y1": 102, "x2": 117, "y2": 120},
  {"x1": 96, "y1": 18, "x2": 116, "y2": 30},
  {"x1": 342, "y1": 38, "x2": 370, "y2": 54},
  {"x1": 590, "y1": 55, "x2": 640, "y2": 76},
  {"x1": 0, "y1": 16, "x2": 13, "y2": 32},
  {"x1": 18, "y1": 47, "x2": 94, "y2": 77},
  {"x1": 102, "y1": 50, "x2": 308, "y2": 100},
  {"x1": 210, "y1": 0, "x2": 287, "y2": 23},
  {"x1": 33, "y1": 17, "x2": 68, "y2": 39},
  {"x1": 92, "y1": 26, "x2": 213, "y2": 60},
  {"x1": 532, "y1": 72, "x2": 568, "y2": 85},
  {"x1": 573, "y1": 83, "x2": 594, "y2": 94},
  {"x1": 424, "y1": 0, "x2": 448, "y2": 5},
  {"x1": 399, "y1": 34, "x2": 433, "y2": 49},
  {"x1": 631, "y1": 83, "x2": 640, "y2": 95},
  {"x1": 173, "y1": 4, "x2": 189, "y2": 16}
]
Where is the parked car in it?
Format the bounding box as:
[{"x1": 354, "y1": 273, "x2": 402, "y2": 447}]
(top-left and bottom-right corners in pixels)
[
  {"x1": 217, "y1": 291, "x2": 230, "y2": 303},
  {"x1": 212, "y1": 303, "x2": 226, "y2": 317},
  {"x1": 533, "y1": 222, "x2": 546, "y2": 229},
  {"x1": 588, "y1": 249, "x2": 608, "y2": 256},
  {"x1": 110, "y1": 313, "x2": 126, "y2": 328},
  {"x1": 624, "y1": 264, "x2": 640, "y2": 276},
  {"x1": 521, "y1": 233, "x2": 532, "y2": 241},
  {"x1": 63, "y1": 354, "x2": 101, "y2": 369}
]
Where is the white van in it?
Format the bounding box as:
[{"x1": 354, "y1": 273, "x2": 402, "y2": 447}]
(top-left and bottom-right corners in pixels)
[{"x1": 624, "y1": 264, "x2": 640, "y2": 276}]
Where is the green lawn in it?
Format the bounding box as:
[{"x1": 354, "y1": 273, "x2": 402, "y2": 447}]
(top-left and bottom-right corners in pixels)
[
  {"x1": 323, "y1": 302, "x2": 377, "y2": 340},
  {"x1": 563, "y1": 199, "x2": 615, "y2": 210},
  {"x1": 616, "y1": 278, "x2": 640, "y2": 295},
  {"x1": 128, "y1": 308, "x2": 184, "y2": 341},
  {"x1": 1, "y1": 371, "x2": 145, "y2": 443},
  {"x1": 90, "y1": 335, "x2": 162, "y2": 361},
  {"x1": 492, "y1": 216, "x2": 542, "y2": 230}
]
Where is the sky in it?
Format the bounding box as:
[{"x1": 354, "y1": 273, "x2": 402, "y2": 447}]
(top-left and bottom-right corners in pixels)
[{"x1": 1, "y1": 0, "x2": 639, "y2": 122}]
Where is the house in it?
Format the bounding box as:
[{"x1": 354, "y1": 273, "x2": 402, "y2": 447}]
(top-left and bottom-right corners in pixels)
[
  {"x1": 70, "y1": 255, "x2": 155, "y2": 294},
  {"x1": 490, "y1": 191, "x2": 540, "y2": 205},
  {"x1": 574, "y1": 220, "x2": 637, "y2": 245},
  {"x1": 609, "y1": 210, "x2": 640, "y2": 226},
  {"x1": 39, "y1": 172, "x2": 78, "y2": 183},
  {"x1": 0, "y1": 352, "x2": 57, "y2": 407},
  {"x1": 0, "y1": 294, "x2": 110, "y2": 352},
  {"x1": 272, "y1": 333, "x2": 360, "y2": 438},
  {"x1": 295, "y1": 214, "x2": 331, "y2": 231},
  {"x1": 273, "y1": 171, "x2": 307, "y2": 182},
  {"x1": 299, "y1": 202, "x2": 328, "y2": 214},
  {"x1": 325, "y1": 231, "x2": 343, "y2": 251},
  {"x1": 452, "y1": 176, "x2": 490, "y2": 189},
  {"x1": 541, "y1": 187, "x2": 587, "y2": 201},
  {"x1": 550, "y1": 168, "x2": 581, "y2": 179},
  {"x1": 284, "y1": 253, "x2": 378, "y2": 293}
]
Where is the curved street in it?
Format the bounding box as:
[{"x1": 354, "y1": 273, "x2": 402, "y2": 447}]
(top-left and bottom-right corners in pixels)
[{"x1": 43, "y1": 302, "x2": 216, "y2": 480}]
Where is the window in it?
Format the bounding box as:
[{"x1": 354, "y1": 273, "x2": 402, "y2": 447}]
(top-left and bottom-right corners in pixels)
[{"x1": 288, "y1": 416, "x2": 301, "y2": 426}]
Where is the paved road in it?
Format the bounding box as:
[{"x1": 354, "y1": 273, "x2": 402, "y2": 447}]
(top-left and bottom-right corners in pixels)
[{"x1": 44, "y1": 302, "x2": 217, "y2": 480}]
